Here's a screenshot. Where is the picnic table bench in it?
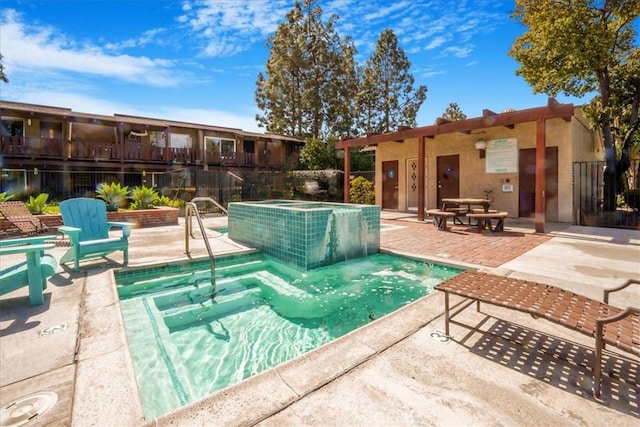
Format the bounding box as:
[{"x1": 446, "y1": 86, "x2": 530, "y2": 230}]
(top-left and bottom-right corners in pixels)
[
  {"x1": 465, "y1": 211, "x2": 508, "y2": 232},
  {"x1": 426, "y1": 209, "x2": 456, "y2": 230}
]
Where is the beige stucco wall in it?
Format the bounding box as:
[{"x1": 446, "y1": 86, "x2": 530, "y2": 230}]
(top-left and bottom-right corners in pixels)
[{"x1": 375, "y1": 106, "x2": 600, "y2": 223}]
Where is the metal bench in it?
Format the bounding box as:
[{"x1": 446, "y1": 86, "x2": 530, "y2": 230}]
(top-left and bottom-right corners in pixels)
[{"x1": 436, "y1": 270, "x2": 640, "y2": 398}]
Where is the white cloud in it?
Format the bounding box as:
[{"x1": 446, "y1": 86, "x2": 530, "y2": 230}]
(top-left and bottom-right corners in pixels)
[
  {"x1": 2, "y1": 86, "x2": 263, "y2": 133},
  {"x1": 425, "y1": 36, "x2": 447, "y2": 50},
  {"x1": 161, "y1": 106, "x2": 262, "y2": 133},
  {"x1": 0, "y1": 9, "x2": 179, "y2": 86},
  {"x1": 181, "y1": 0, "x2": 289, "y2": 57},
  {"x1": 441, "y1": 46, "x2": 473, "y2": 58}
]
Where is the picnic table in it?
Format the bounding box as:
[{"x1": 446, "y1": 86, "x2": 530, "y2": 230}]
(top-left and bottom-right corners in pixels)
[
  {"x1": 442, "y1": 198, "x2": 492, "y2": 224},
  {"x1": 442, "y1": 198, "x2": 492, "y2": 213},
  {"x1": 427, "y1": 198, "x2": 507, "y2": 232}
]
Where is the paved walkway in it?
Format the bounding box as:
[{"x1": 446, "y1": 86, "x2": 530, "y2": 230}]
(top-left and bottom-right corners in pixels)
[
  {"x1": 379, "y1": 217, "x2": 552, "y2": 267},
  {"x1": 0, "y1": 213, "x2": 638, "y2": 426}
]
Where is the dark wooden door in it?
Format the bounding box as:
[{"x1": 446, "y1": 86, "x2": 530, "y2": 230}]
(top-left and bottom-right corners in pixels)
[
  {"x1": 436, "y1": 155, "x2": 460, "y2": 208},
  {"x1": 382, "y1": 160, "x2": 398, "y2": 209},
  {"x1": 518, "y1": 147, "x2": 558, "y2": 220}
]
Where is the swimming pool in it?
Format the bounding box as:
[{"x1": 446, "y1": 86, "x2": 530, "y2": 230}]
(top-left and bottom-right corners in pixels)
[{"x1": 116, "y1": 251, "x2": 462, "y2": 419}]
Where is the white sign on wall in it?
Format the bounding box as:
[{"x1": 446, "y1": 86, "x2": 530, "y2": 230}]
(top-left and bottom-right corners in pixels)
[{"x1": 486, "y1": 138, "x2": 518, "y2": 173}]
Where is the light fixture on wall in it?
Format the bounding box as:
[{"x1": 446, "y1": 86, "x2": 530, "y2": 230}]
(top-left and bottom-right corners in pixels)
[{"x1": 475, "y1": 140, "x2": 487, "y2": 159}]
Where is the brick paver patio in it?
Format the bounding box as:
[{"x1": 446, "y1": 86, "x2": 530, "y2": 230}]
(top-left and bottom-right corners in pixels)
[{"x1": 380, "y1": 219, "x2": 551, "y2": 267}]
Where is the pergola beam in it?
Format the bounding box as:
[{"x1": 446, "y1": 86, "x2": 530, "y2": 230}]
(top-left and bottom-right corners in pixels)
[{"x1": 336, "y1": 100, "x2": 574, "y2": 149}]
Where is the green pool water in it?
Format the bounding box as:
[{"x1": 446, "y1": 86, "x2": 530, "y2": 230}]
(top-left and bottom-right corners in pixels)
[{"x1": 116, "y1": 252, "x2": 461, "y2": 419}]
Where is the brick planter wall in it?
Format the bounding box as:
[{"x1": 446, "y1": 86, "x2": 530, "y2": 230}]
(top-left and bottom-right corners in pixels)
[
  {"x1": 1, "y1": 206, "x2": 179, "y2": 238},
  {"x1": 107, "y1": 206, "x2": 179, "y2": 228}
]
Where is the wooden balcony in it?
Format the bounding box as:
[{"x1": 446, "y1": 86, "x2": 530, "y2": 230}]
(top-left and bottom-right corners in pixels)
[
  {"x1": 0, "y1": 137, "x2": 251, "y2": 166},
  {"x1": 2, "y1": 136, "x2": 277, "y2": 168},
  {"x1": 1, "y1": 136, "x2": 62, "y2": 158}
]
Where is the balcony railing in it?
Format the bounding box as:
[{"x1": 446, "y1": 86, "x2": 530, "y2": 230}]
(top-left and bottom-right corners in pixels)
[{"x1": 1, "y1": 137, "x2": 267, "y2": 166}]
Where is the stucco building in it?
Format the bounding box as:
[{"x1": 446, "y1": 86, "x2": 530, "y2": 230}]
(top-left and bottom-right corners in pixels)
[{"x1": 337, "y1": 99, "x2": 601, "y2": 232}]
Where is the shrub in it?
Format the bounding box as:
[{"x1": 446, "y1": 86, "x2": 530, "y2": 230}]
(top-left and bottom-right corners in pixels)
[
  {"x1": 349, "y1": 176, "x2": 375, "y2": 205},
  {"x1": 25, "y1": 193, "x2": 50, "y2": 214},
  {"x1": 130, "y1": 185, "x2": 158, "y2": 210},
  {"x1": 96, "y1": 182, "x2": 129, "y2": 211},
  {"x1": 154, "y1": 194, "x2": 174, "y2": 207},
  {"x1": 0, "y1": 191, "x2": 14, "y2": 202}
]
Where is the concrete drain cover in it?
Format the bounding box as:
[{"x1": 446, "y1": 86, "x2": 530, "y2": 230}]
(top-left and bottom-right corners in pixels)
[{"x1": 0, "y1": 391, "x2": 58, "y2": 427}]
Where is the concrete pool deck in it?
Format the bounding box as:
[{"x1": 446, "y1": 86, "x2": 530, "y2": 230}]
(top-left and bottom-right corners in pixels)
[{"x1": 0, "y1": 212, "x2": 638, "y2": 426}]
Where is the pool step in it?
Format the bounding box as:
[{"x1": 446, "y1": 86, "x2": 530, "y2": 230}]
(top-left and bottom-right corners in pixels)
[
  {"x1": 163, "y1": 287, "x2": 263, "y2": 331},
  {"x1": 117, "y1": 259, "x2": 268, "y2": 299},
  {"x1": 153, "y1": 276, "x2": 256, "y2": 311},
  {"x1": 118, "y1": 269, "x2": 211, "y2": 298}
]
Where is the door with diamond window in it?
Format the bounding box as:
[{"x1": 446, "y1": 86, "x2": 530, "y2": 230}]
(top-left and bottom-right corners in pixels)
[{"x1": 406, "y1": 158, "x2": 427, "y2": 212}]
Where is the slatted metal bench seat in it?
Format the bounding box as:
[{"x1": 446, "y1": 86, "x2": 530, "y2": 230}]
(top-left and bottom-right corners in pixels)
[
  {"x1": 426, "y1": 209, "x2": 456, "y2": 231},
  {"x1": 435, "y1": 270, "x2": 640, "y2": 397},
  {"x1": 465, "y1": 211, "x2": 508, "y2": 232}
]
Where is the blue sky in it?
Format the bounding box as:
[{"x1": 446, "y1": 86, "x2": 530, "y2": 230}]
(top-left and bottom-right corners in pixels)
[{"x1": 1, "y1": 0, "x2": 593, "y2": 133}]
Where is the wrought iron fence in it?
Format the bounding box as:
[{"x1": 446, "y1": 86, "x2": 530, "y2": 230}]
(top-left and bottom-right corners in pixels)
[
  {"x1": 1, "y1": 166, "x2": 350, "y2": 210},
  {"x1": 573, "y1": 159, "x2": 639, "y2": 229}
]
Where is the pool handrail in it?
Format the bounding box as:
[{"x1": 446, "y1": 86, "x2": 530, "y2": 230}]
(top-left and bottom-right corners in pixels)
[{"x1": 184, "y1": 198, "x2": 218, "y2": 292}]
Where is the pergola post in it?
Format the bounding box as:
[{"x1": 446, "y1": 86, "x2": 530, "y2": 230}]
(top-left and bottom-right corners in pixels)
[
  {"x1": 343, "y1": 147, "x2": 351, "y2": 203},
  {"x1": 535, "y1": 117, "x2": 546, "y2": 233},
  {"x1": 418, "y1": 136, "x2": 426, "y2": 221}
]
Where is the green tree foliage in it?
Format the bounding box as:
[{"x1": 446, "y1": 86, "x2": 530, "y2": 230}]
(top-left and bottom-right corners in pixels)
[
  {"x1": 350, "y1": 148, "x2": 374, "y2": 171},
  {"x1": 586, "y1": 48, "x2": 640, "y2": 193},
  {"x1": 255, "y1": 0, "x2": 358, "y2": 140},
  {"x1": 440, "y1": 102, "x2": 467, "y2": 121},
  {"x1": 357, "y1": 29, "x2": 427, "y2": 134},
  {"x1": 299, "y1": 137, "x2": 335, "y2": 170},
  {"x1": 0, "y1": 53, "x2": 8, "y2": 83},
  {"x1": 509, "y1": 0, "x2": 640, "y2": 210}
]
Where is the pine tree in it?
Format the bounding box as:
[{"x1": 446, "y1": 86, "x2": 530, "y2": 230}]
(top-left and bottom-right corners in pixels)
[
  {"x1": 255, "y1": 0, "x2": 358, "y2": 140},
  {"x1": 357, "y1": 29, "x2": 427, "y2": 134},
  {"x1": 440, "y1": 102, "x2": 467, "y2": 121},
  {"x1": 0, "y1": 53, "x2": 9, "y2": 83}
]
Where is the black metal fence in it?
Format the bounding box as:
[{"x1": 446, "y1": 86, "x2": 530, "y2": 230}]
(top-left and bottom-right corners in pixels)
[
  {"x1": 2, "y1": 166, "x2": 370, "y2": 209},
  {"x1": 573, "y1": 159, "x2": 639, "y2": 229}
]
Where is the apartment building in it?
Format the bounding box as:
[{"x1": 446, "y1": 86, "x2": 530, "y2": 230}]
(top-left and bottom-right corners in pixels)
[{"x1": 0, "y1": 101, "x2": 304, "y2": 198}]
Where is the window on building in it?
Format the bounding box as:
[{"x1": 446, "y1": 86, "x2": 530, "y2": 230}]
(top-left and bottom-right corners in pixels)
[
  {"x1": 150, "y1": 131, "x2": 166, "y2": 147},
  {"x1": 0, "y1": 169, "x2": 27, "y2": 193},
  {"x1": 170, "y1": 133, "x2": 192, "y2": 149},
  {"x1": 1, "y1": 118, "x2": 24, "y2": 137},
  {"x1": 205, "y1": 137, "x2": 235, "y2": 152}
]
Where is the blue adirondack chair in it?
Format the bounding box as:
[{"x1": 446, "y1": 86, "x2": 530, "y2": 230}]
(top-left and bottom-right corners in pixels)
[
  {"x1": 59, "y1": 198, "x2": 133, "y2": 271},
  {"x1": 0, "y1": 235, "x2": 58, "y2": 305}
]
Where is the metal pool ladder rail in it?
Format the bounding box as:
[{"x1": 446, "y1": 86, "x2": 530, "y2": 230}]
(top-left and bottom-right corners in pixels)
[{"x1": 185, "y1": 197, "x2": 225, "y2": 291}]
